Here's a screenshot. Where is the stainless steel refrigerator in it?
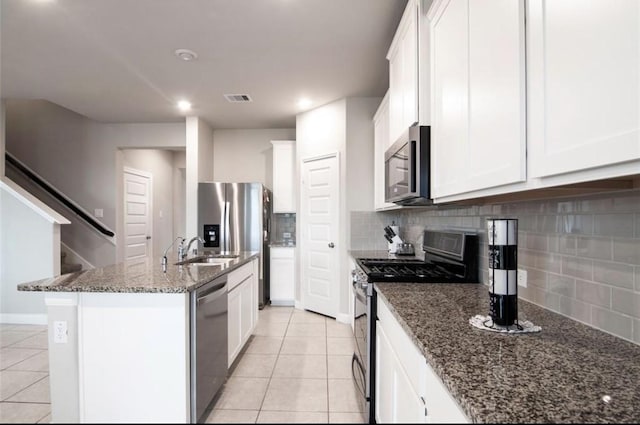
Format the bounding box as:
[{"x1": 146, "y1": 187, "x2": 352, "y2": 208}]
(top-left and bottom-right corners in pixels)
[{"x1": 198, "y1": 182, "x2": 271, "y2": 308}]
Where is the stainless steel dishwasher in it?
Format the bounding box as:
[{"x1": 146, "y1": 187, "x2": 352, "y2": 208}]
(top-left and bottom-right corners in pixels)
[{"x1": 190, "y1": 274, "x2": 228, "y2": 423}]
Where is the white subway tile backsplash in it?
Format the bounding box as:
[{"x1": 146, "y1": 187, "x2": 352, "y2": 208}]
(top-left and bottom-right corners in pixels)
[
  {"x1": 613, "y1": 239, "x2": 640, "y2": 265},
  {"x1": 350, "y1": 188, "x2": 640, "y2": 345},
  {"x1": 549, "y1": 235, "x2": 577, "y2": 255},
  {"x1": 591, "y1": 306, "x2": 633, "y2": 340},
  {"x1": 527, "y1": 269, "x2": 548, "y2": 289},
  {"x1": 559, "y1": 296, "x2": 591, "y2": 324},
  {"x1": 611, "y1": 288, "x2": 640, "y2": 318},
  {"x1": 536, "y1": 252, "x2": 563, "y2": 274},
  {"x1": 561, "y1": 257, "x2": 593, "y2": 280},
  {"x1": 592, "y1": 260, "x2": 635, "y2": 290},
  {"x1": 576, "y1": 236, "x2": 613, "y2": 261},
  {"x1": 547, "y1": 274, "x2": 576, "y2": 298},
  {"x1": 526, "y1": 233, "x2": 548, "y2": 252},
  {"x1": 593, "y1": 213, "x2": 635, "y2": 238},
  {"x1": 575, "y1": 280, "x2": 611, "y2": 309}
]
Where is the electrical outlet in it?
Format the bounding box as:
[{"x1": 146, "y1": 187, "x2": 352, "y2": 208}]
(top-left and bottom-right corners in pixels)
[
  {"x1": 94, "y1": 208, "x2": 103, "y2": 218},
  {"x1": 518, "y1": 269, "x2": 528, "y2": 288},
  {"x1": 53, "y1": 320, "x2": 68, "y2": 344}
]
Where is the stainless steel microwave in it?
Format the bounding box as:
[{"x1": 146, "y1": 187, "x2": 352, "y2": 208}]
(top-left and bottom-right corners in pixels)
[{"x1": 384, "y1": 125, "x2": 432, "y2": 205}]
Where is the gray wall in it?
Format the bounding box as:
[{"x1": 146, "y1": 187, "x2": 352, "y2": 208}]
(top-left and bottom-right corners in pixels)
[
  {"x1": 5, "y1": 100, "x2": 185, "y2": 267},
  {"x1": 351, "y1": 188, "x2": 640, "y2": 345},
  {"x1": 0, "y1": 189, "x2": 50, "y2": 316},
  {"x1": 213, "y1": 128, "x2": 295, "y2": 189}
]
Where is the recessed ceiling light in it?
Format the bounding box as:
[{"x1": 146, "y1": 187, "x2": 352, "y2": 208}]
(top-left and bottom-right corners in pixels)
[
  {"x1": 298, "y1": 98, "x2": 312, "y2": 109},
  {"x1": 174, "y1": 49, "x2": 198, "y2": 61},
  {"x1": 177, "y1": 100, "x2": 192, "y2": 111}
]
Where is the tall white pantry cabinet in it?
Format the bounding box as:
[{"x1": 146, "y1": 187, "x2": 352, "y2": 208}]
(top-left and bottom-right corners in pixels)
[{"x1": 270, "y1": 140, "x2": 296, "y2": 306}]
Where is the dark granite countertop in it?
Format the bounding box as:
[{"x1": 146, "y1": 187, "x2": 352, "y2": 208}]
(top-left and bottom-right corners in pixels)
[
  {"x1": 17, "y1": 252, "x2": 259, "y2": 294},
  {"x1": 349, "y1": 251, "x2": 640, "y2": 423}
]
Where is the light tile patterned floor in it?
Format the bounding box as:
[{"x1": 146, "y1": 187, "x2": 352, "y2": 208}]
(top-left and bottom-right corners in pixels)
[
  {"x1": 0, "y1": 308, "x2": 363, "y2": 424},
  {"x1": 205, "y1": 307, "x2": 365, "y2": 424},
  {"x1": 0, "y1": 324, "x2": 51, "y2": 424}
]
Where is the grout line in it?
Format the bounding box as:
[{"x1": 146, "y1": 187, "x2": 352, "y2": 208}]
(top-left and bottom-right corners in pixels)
[
  {"x1": 2, "y1": 374, "x2": 49, "y2": 403},
  {"x1": 325, "y1": 316, "x2": 330, "y2": 415},
  {"x1": 254, "y1": 307, "x2": 292, "y2": 422},
  {"x1": 1, "y1": 349, "x2": 47, "y2": 371}
]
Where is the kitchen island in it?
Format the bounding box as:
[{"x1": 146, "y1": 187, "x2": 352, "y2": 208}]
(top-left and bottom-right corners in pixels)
[
  {"x1": 375, "y1": 282, "x2": 640, "y2": 423},
  {"x1": 17, "y1": 252, "x2": 259, "y2": 424}
]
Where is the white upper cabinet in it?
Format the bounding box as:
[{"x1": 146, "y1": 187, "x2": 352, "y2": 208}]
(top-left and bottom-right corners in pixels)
[
  {"x1": 271, "y1": 140, "x2": 296, "y2": 213},
  {"x1": 430, "y1": 0, "x2": 526, "y2": 200},
  {"x1": 388, "y1": 0, "x2": 419, "y2": 144},
  {"x1": 527, "y1": 0, "x2": 640, "y2": 180},
  {"x1": 373, "y1": 92, "x2": 398, "y2": 211}
]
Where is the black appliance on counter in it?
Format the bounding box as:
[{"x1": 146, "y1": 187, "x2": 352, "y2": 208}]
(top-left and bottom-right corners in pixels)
[{"x1": 351, "y1": 230, "x2": 479, "y2": 424}]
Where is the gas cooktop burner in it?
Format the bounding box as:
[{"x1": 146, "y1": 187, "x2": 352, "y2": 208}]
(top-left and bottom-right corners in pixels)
[
  {"x1": 356, "y1": 258, "x2": 468, "y2": 283},
  {"x1": 355, "y1": 230, "x2": 479, "y2": 284}
]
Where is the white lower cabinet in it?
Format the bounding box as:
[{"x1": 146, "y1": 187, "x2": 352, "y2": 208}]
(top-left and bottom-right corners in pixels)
[
  {"x1": 376, "y1": 298, "x2": 468, "y2": 424},
  {"x1": 270, "y1": 247, "x2": 295, "y2": 305},
  {"x1": 227, "y1": 259, "x2": 258, "y2": 367}
]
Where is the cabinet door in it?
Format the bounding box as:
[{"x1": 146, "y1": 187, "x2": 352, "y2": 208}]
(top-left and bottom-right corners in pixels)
[
  {"x1": 272, "y1": 141, "x2": 296, "y2": 213},
  {"x1": 227, "y1": 286, "x2": 242, "y2": 367},
  {"x1": 403, "y1": 6, "x2": 418, "y2": 130},
  {"x1": 423, "y1": 362, "x2": 469, "y2": 424},
  {"x1": 389, "y1": 46, "x2": 405, "y2": 144},
  {"x1": 240, "y1": 278, "x2": 253, "y2": 344},
  {"x1": 431, "y1": 0, "x2": 525, "y2": 198},
  {"x1": 431, "y1": 0, "x2": 469, "y2": 197},
  {"x1": 376, "y1": 321, "x2": 426, "y2": 424},
  {"x1": 374, "y1": 94, "x2": 397, "y2": 210},
  {"x1": 376, "y1": 320, "x2": 395, "y2": 424},
  {"x1": 467, "y1": 0, "x2": 525, "y2": 191},
  {"x1": 388, "y1": 0, "x2": 419, "y2": 144},
  {"x1": 528, "y1": 0, "x2": 640, "y2": 178},
  {"x1": 270, "y1": 248, "x2": 295, "y2": 303},
  {"x1": 252, "y1": 258, "x2": 259, "y2": 330}
]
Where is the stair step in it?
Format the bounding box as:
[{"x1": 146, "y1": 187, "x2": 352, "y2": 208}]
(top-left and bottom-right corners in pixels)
[{"x1": 61, "y1": 263, "x2": 82, "y2": 275}]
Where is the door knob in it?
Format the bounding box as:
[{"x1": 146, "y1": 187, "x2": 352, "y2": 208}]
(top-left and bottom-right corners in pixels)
[
  {"x1": 328, "y1": 242, "x2": 335, "y2": 248},
  {"x1": 146, "y1": 236, "x2": 151, "y2": 240}
]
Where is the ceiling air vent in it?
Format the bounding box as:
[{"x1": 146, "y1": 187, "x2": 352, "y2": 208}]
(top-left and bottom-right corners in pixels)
[{"x1": 224, "y1": 94, "x2": 253, "y2": 103}]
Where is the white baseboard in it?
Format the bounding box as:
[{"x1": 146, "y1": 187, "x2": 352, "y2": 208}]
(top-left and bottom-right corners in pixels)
[
  {"x1": 336, "y1": 313, "x2": 351, "y2": 324},
  {"x1": 61, "y1": 241, "x2": 95, "y2": 270},
  {"x1": 270, "y1": 299, "x2": 295, "y2": 307},
  {"x1": 0, "y1": 313, "x2": 47, "y2": 325},
  {"x1": 294, "y1": 300, "x2": 304, "y2": 310}
]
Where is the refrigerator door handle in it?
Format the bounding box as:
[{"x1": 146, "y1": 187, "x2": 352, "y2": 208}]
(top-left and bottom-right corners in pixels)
[{"x1": 224, "y1": 201, "x2": 231, "y2": 252}]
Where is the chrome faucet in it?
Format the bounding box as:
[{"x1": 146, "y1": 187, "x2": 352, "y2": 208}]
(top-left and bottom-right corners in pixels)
[
  {"x1": 162, "y1": 236, "x2": 185, "y2": 267},
  {"x1": 185, "y1": 236, "x2": 205, "y2": 258}
]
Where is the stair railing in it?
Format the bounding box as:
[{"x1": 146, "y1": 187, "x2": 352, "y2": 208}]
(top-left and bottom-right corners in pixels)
[{"x1": 5, "y1": 152, "x2": 115, "y2": 238}]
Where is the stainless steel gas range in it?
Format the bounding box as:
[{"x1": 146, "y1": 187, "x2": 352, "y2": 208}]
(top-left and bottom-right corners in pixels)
[{"x1": 351, "y1": 230, "x2": 479, "y2": 424}]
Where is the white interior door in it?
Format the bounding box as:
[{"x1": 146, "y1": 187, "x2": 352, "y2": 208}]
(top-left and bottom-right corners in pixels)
[
  {"x1": 301, "y1": 154, "x2": 339, "y2": 318},
  {"x1": 124, "y1": 168, "x2": 152, "y2": 262}
]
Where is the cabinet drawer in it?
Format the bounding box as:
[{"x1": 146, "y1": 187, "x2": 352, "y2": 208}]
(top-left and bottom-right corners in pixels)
[
  {"x1": 270, "y1": 247, "x2": 295, "y2": 259},
  {"x1": 228, "y1": 262, "x2": 253, "y2": 292}
]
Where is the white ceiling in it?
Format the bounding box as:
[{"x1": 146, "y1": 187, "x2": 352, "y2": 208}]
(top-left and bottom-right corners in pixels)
[{"x1": 1, "y1": 0, "x2": 407, "y2": 128}]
